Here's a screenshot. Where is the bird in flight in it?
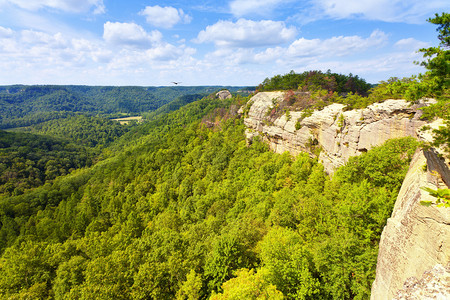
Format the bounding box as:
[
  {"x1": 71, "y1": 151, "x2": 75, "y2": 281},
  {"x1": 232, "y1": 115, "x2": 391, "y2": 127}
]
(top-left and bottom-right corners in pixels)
[{"x1": 171, "y1": 82, "x2": 182, "y2": 85}]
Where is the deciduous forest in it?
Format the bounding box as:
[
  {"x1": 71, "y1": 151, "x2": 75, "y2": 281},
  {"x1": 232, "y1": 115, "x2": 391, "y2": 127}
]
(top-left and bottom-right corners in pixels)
[{"x1": 0, "y1": 12, "x2": 448, "y2": 300}]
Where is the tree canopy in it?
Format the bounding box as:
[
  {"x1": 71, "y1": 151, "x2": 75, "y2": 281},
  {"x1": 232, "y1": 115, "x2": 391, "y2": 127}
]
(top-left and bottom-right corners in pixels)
[
  {"x1": 0, "y1": 92, "x2": 418, "y2": 299},
  {"x1": 0, "y1": 12, "x2": 447, "y2": 300}
]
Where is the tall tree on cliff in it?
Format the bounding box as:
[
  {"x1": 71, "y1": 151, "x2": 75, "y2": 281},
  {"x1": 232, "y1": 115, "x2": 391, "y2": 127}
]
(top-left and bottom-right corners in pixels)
[
  {"x1": 419, "y1": 13, "x2": 449, "y2": 97},
  {"x1": 419, "y1": 13, "x2": 450, "y2": 156}
]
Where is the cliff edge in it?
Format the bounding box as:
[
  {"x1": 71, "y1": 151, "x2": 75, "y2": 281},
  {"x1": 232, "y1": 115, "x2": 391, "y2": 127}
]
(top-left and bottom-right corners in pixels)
[
  {"x1": 370, "y1": 148, "x2": 450, "y2": 299},
  {"x1": 242, "y1": 92, "x2": 449, "y2": 298},
  {"x1": 242, "y1": 91, "x2": 431, "y2": 173}
]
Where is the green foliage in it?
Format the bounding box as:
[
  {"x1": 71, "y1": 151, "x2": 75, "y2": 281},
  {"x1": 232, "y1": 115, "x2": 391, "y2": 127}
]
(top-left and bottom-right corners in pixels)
[
  {"x1": 0, "y1": 85, "x2": 246, "y2": 129},
  {"x1": 334, "y1": 137, "x2": 419, "y2": 190},
  {"x1": 258, "y1": 70, "x2": 372, "y2": 96},
  {"x1": 295, "y1": 119, "x2": 302, "y2": 130},
  {"x1": 418, "y1": 13, "x2": 450, "y2": 91},
  {"x1": 0, "y1": 82, "x2": 420, "y2": 299},
  {"x1": 7, "y1": 70, "x2": 445, "y2": 300},
  {"x1": 210, "y1": 268, "x2": 284, "y2": 300},
  {"x1": 28, "y1": 115, "x2": 130, "y2": 148},
  {"x1": 420, "y1": 187, "x2": 450, "y2": 207},
  {"x1": 205, "y1": 235, "x2": 249, "y2": 293},
  {"x1": 0, "y1": 241, "x2": 55, "y2": 299},
  {"x1": 285, "y1": 109, "x2": 291, "y2": 121},
  {"x1": 367, "y1": 76, "x2": 442, "y2": 103},
  {"x1": 416, "y1": 13, "x2": 450, "y2": 158},
  {"x1": 259, "y1": 227, "x2": 321, "y2": 299},
  {"x1": 142, "y1": 94, "x2": 206, "y2": 121},
  {"x1": 177, "y1": 270, "x2": 203, "y2": 300},
  {"x1": 0, "y1": 130, "x2": 94, "y2": 196},
  {"x1": 337, "y1": 113, "x2": 345, "y2": 128},
  {"x1": 429, "y1": 12, "x2": 450, "y2": 46}
]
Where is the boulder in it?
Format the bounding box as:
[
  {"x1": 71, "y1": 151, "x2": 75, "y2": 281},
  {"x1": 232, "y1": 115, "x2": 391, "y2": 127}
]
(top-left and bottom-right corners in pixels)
[{"x1": 216, "y1": 90, "x2": 232, "y2": 100}]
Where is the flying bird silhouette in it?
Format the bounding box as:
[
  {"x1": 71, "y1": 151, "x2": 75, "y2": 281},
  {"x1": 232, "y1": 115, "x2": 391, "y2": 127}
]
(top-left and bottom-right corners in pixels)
[{"x1": 171, "y1": 82, "x2": 182, "y2": 85}]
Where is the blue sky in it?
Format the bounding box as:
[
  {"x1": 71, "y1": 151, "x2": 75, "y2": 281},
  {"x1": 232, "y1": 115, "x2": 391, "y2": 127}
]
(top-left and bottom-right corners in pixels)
[{"x1": 0, "y1": 0, "x2": 448, "y2": 86}]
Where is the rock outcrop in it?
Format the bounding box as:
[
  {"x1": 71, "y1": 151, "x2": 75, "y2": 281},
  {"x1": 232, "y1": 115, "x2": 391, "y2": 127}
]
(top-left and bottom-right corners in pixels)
[
  {"x1": 393, "y1": 263, "x2": 449, "y2": 300},
  {"x1": 242, "y1": 92, "x2": 449, "y2": 299},
  {"x1": 242, "y1": 91, "x2": 432, "y2": 173},
  {"x1": 370, "y1": 148, "x2": 450, "y2": 299},
  {"x1": 216, "y1": 90, "x2": 232, "y2": 100}
]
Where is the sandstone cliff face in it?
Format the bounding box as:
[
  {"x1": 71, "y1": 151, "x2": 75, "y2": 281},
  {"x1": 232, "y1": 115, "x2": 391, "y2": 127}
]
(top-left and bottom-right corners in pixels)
[
  {"x1": 370, "y1": 149, "x2": 450, "y2": 299},
  {"x1": 392, "y1": 263, "x2": 449, "y2": 300},
  {"x1": 243, "y1": 92, "x2": 431, "y2": 173}
]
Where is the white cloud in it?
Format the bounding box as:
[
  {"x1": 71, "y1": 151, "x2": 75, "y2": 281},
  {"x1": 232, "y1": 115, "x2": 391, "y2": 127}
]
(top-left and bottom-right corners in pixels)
[
  {"x1": 394, "y1": 38, "x2": 429, "y2": 50},
  {"x1": 199, "y1": 29, "x2": 389, "y2": 73},
  {"x1": 205, "y1": 48, "x2": 257, "y2": 66},
  {"x1": 312, "y1": 0, "x2": 447, "y2": 23},
  {"x1": 139, "y1": 5, "x2": 191, "y2": 29},
  {"x1": 21, "y1": 30, "x2": 68, "y2": 48},
  {"x1": 254, "y1": 47, "x2": 285, "y2": 64},
  {"x1": 0, "y1": 26, "x2": 198, "y2": 85},
  {"x1": 0, "y1": 26, "x2": 14, "y2": 37},
  {"x1": 0, "y1": 7, "x2": 86, "y2": 38},
  {"x1": 103, "y1": 22, "x2": 162, "y2": 48},
  {"x1": 146, "y1": 44, "x2": 194, "y2": 61},
  {"x1": 287, "y1": 29, "x2": 388, "y2": 57},
  {"x1": 71, "y1": 38, "x2": 113, "y2": 63},
  {"x1": 0, "y1": 27, "x2": 17, "y2": 53},
  {"x1": 229, "y1": 0, "x2": 294, "y2": 17},
  {"x1": 296, "y1": 51, "x2": 425, "y2": 83},
  {"x1": 195, "y1": 19, "x2": 297, "y2": 48},
  {"x1": 2, "y1": 0, "x2": 105, "y2": 14}
]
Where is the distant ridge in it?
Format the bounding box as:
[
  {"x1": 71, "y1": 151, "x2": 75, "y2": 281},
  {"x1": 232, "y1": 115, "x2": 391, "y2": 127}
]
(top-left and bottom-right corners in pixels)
[{"x1": 0, "y1": 85, "x2": 253, "y2": 129}]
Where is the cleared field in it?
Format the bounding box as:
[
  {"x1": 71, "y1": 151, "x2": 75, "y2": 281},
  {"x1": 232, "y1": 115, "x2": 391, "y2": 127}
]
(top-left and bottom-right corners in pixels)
[{"x1": 111, "y1": 116, "x2": 142, "y2": 124}]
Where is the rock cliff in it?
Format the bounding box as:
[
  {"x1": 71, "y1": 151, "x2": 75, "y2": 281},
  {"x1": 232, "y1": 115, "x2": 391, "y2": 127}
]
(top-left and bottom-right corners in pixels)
[
  {"x1": 242, "y1": 91, "x2": 432, "y2": 173},
  {"x1": 392, "y1": 263, "x2": 449, "y2": 299},
  {"x1": 370, "y1": 148, "x2": 450, "y2": 299},
  {"x1": 242, "y1": 92, "x2": 449, "y2": 298}
]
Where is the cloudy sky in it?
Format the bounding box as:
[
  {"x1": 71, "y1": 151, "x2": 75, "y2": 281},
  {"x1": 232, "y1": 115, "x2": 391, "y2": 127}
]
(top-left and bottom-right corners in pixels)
[{"x1": 0, "y1": 0, "x2": 448, "y2": 86}]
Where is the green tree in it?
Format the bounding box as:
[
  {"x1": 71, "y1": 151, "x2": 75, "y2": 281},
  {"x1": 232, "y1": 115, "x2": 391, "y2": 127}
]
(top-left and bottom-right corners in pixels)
[
  {"x1": 176, "y1": 269, "x2": 203, "y2": 300},
  {"x1": 418, "y1": 13, "x2": 450, "y2": 156},
  {"x1": 419, "y1": 13, "x2": 450, "y2": 90},
  {"x1": 210, "y1": 268, "x2": 284, "y2": 300},
  {"x1": 258, "y1": 227, "x2": 321, "y2": 299},
  {"x1": 205, "y1": 235, "x2": 247, "y2": 293},
  {"x1": 53, "y1": 256, "x2": 87, "y2": 299},
  {"x1": 0, "y1": 241, "x2": 53, "y2": 299}
]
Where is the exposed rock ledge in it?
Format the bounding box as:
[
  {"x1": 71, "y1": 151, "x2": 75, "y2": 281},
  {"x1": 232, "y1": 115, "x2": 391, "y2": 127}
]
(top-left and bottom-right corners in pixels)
[
  {"x1": 370, "y1": 148, "x2": 450, "y2": 299},
  {"x1": 393, "y1": 263, "x2": 449, "y2": 300},
  {"x1": 242, "y1": 92, "x2": 449, "y2": 299},
  {"x1": 242, "y1": 91, "x2": 432, "y2": 173}
]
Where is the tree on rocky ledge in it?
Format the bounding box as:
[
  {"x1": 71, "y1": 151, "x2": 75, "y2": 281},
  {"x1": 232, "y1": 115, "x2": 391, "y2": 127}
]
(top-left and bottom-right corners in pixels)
[
  {"x1": 418, "y1": 12, "x2": 449, "y2": 100},
  {"x1": 419, "y1": 12, "x2": 450, "y2": 157}
]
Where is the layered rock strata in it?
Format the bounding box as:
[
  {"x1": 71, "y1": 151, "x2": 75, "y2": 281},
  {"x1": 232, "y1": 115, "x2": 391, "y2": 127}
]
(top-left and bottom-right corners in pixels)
[
  {"x1": 243, "y1": 92, "x2": 431, "y2": 173},
  {"x1": 370, "y1": 149, "x2": 450, "y2": 299}
]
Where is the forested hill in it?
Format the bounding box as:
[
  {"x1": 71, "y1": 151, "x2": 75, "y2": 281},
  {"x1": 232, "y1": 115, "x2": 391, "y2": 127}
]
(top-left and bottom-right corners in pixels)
[
  {"x1": 0, "y1": 90, "x2": 420, "y2": 299},
  {"x1": 0, "y1": 63, "x2": 447, "y2": 298},
  {"x1": 0, "y1": 12, "x2": 447, "y2": 298},
  {"x1": 0, "y1": 85, "x2": 250, "y2": 129}
]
